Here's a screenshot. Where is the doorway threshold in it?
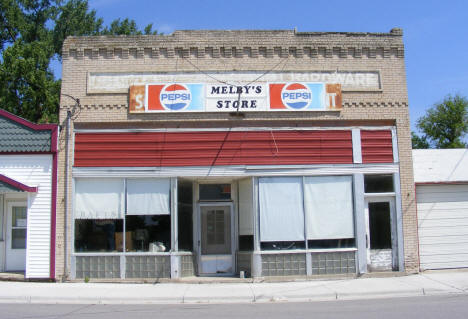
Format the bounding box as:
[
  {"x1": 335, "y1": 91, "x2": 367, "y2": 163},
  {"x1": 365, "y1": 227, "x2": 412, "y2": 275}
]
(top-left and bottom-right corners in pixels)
[{"x1": 0, "y1": 272, "x2": 26, "y2": 282}]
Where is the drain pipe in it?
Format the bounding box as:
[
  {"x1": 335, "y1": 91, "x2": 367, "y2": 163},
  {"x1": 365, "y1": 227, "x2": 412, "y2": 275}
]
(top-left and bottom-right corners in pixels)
[
  {"x1": 61, "y1": 95, "x2": 80, "y2": 281},
  {"x1": 63, "y1": 109, "x2": 71, "y2": 281}
]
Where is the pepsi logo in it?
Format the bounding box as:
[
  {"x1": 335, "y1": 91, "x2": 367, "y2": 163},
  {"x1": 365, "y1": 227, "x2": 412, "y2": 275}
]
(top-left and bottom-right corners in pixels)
[
  {"x1": 160, "y1": 84, "x2": 191, "y2": 111},
  {"x1": 281, "y1": 83, "x2": 312, "y2": 109}
]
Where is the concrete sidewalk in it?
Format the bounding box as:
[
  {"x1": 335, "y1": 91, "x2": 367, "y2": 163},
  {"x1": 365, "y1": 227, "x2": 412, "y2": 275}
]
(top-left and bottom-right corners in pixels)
[{"x1": 0, "y1": 271, "x2": 467, "y2": 305}]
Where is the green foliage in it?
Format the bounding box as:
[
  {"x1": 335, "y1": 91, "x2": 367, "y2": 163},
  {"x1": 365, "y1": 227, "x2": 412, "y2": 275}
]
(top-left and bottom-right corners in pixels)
[
  {"x1": 415, "y1": 94, "x2": 468, "y2": 149},
  {"x1": 411, "y1": 132, "x2": 430, "y2": 149},
  {"x1": 0, "y1": 0, "x2": 158, "y2": 123}
]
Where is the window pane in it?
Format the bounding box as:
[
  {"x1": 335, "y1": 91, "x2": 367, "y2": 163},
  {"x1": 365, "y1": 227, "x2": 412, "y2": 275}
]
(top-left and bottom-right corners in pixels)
[
  {"x1": 369, "y1": 202, "x2": 392, "y2": 249},
  {"x1": 259, "y1": 177, "x2": 305, "y2": 242},
  {"x1": 74, "y1": 219, "x2": 123, "y2": 252},
  {"x1": 199, "y1": 184, "x2": 231, "y2": 200},
  {"x1": 75, "y1": 178, "x2": 124, "y2": 219},
  {"x1": 12, "y1": 229, "x2": 26, "y2": 249},
  {"x1": 239, "y1": 235, "x2": 254, "y2": 251},
  {"x1": 201, "y1": 207, "x2": 231, "y2": 255},
  {"x1": 260, "y1": 241, "x2": 306, "y2": 250},
  {"x1": 177, "y1": 180, "x2": 193, "y2": 251},
  {"x1": 12, "y1": 206, "x2": 27, "y2": 227},
  {"x1": 127, "y1": 179, "x2": 170, "y2": 215},
  {"x1": 308, "y1": 239, "x2": 355, "y2": 249},
  {"x1": 238, "y1": 178, "x2": 254, "y2": 236},
  {"x1": 125, "y1": 215, "x2": 171, "y2": 252},
  {"x1": 304, "y1": 176, "x2": 354, "y2": 240},
  {"x1": 364, "y1": 175, "x2": 394, "y2": 193}
]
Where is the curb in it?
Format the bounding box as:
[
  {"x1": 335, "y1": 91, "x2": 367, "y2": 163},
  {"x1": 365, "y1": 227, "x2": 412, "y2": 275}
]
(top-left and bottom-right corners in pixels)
[{"x1": 0, "y1": 289, "x2": 466, "y2": 305}]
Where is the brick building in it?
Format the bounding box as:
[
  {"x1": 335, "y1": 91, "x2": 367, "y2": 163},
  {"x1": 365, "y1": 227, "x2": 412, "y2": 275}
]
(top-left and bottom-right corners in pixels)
[{"x1": 57, "y1": 29, "x2": 418, "y2": 280}]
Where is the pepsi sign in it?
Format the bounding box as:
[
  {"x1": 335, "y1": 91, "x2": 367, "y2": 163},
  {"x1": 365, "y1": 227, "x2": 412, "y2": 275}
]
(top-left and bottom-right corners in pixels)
[
  {"x1": 160, "y1": 84, "x2": 192, "y2": 111},
  {"x1": 129, "y1": 82, "x2": 341, "y2": 113},
  {"x1": 280, "y1": 83, "x2": 313, "y2": 109},
  {"x1": 269, "y1": 82, "x2": 328, "y2": 111}
]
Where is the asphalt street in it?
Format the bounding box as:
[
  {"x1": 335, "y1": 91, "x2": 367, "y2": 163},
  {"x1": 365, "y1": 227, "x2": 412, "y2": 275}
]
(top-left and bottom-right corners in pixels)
[{"x1": 0, "y1": 294, "x2": 467, "y2": 319}]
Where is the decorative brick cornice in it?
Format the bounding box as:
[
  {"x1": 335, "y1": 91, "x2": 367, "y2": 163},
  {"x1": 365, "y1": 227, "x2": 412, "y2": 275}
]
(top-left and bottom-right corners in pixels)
[
  {"x1": 62, "y1": 101, "x2": 408, "y2": 112},
  {"x1": 62, "y1": 29, "x2": 405, "y2": 60},
  {"x1": 344, "y1": 101, "x2": 408, "y2": 108}
]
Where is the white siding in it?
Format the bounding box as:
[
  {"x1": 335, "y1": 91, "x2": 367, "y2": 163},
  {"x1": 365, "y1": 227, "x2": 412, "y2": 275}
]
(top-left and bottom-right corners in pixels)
[
  {"x1": 0, "y1": 155, "x2": 52, "y2": 278},
  {"x1": 417, "y1": 184, "x2": 468, "y2": 270}
]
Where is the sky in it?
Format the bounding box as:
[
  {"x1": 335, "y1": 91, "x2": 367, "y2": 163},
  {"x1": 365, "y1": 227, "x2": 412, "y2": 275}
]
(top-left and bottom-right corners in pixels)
[{"x1": 82, "y1": 0, "x2": 467, "y2": 132}]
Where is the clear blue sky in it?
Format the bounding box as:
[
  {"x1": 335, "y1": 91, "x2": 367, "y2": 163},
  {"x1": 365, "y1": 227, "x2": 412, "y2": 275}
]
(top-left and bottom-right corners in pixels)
[{"x1": 83, "y1": 0, "x2": 467, "y2": 132}]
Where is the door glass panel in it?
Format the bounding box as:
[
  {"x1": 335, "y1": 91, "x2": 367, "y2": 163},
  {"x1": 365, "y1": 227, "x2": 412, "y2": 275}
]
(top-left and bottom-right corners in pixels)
[
  {"x1": 12, "y1": 229, "x2": 26, "y2": 249},
  {"x1": 11, "y1": 206, "x2": 27, "y2": 249},
  {"x1": 369, "y1": 202, "x2": 392, "y2": 249},
  {"x1": 201, "y1": 207, "x2": 231, "y2": 255},
  {"x1": 12, "y1": 207, "x2": 27, "y2": 227}
]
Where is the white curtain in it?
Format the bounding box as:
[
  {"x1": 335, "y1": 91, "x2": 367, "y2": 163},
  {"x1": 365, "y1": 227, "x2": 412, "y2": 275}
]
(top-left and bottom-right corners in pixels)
[
  {"x1": 238, "y1": 177, "x2": 254, "y2": 235},
  {"x1": 259, "y1": 177, "x2": 305, "y2": 242},
  {"x1": 75, "y1": 178, "x2": 124, "y2": 219},
  {"x1": 126, "y1": 178, "x2": 170, "y2": 215},
  {"x1": 304, "y1": 176, "x2": 354, "y2": 239}
]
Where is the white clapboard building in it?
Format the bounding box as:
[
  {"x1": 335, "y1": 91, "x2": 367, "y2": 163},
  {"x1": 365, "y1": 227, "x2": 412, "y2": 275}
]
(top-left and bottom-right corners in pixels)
[
  {"x1": 0, "y1": 109, "x2": 58, "y2": 279},
  {"x1": 413, "y1": 149, "x2": 468, "y2": 270}
]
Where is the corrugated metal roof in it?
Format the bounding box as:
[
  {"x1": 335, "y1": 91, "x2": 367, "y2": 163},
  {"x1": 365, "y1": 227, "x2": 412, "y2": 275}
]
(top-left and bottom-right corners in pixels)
[
  {"x1": 0, "y1": 115, "x2": 51, "y2": 152},
  {"x1": 413, "y1": 149, "x2": 468, "y2": 183}
]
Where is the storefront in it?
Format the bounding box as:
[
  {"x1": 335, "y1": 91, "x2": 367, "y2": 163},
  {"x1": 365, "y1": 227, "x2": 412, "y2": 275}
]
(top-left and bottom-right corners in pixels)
[
  {"x1": 57, "y1": 29, "x2": 418, "y2": 280},
  {"x1": 0, "y1": 109, "x2": 57, "y2": 278}
]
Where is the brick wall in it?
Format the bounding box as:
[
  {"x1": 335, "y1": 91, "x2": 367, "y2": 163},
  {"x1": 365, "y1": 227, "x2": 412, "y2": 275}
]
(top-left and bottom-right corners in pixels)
[{"x1": 55, "y1": 29, "x2": 418, "y2": 279}]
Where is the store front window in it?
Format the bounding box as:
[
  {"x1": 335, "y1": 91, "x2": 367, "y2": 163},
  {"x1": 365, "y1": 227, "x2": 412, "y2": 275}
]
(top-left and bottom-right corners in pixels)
[
  {"x1": 259, "y1": 175, "x2": 355, "y2": 251},
  {"x1": 75, "y1": 219, "x2": 123, "y2": 252},
  {"x1": 74, "y1": 177, "x2": 172, "y2": 254},
  {"x1": 125, "y1": 215, "x2": 171, "y2": 252}
]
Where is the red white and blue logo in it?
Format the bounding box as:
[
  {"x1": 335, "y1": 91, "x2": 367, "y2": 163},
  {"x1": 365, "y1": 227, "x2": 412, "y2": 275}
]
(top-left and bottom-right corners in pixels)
[
  {"x1": 280, "y1": 83, "x2": 313, "y2": 109},
  {"x1": 147, "y1": 83, "x2": 203, "y2": 112},
  {"x1": 269, "y1": 82, "x2": 324, "y2": 110},
  {"x1": 159, "y1": 84, "x2": 192, "y2": 111}
]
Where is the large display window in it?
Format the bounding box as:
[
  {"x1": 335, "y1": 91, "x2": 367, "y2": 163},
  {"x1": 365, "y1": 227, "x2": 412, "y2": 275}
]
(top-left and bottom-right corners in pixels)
[
  {"x1": 259, "y1": 175, "x2": 355, "y2": 250},
  {"x1": 74, "y1": 178, "x2": 171, "y2": 253}
]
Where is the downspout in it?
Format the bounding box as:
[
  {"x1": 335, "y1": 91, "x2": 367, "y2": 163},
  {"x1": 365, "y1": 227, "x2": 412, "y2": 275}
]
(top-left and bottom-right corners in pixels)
[
  {"x1": 63, "y1": 109, "x2": 71, "y2": 281},
  {"x1": 62, "y1": 94, "x2": 80, "y2": 282}
]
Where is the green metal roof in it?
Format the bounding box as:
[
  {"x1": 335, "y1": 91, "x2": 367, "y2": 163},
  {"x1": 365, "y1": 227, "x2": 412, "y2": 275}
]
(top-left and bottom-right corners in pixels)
[
  {"x1": 0, "y1": 115, "x2": 52, "y2": 152},
  {"x1": 0, "y1": 180, "x2": 24, "y2": 193}
]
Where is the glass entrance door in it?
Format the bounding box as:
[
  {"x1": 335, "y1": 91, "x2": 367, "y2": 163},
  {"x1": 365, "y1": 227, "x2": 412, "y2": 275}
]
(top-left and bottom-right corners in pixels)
[
  {"x1": 365, "y1": 198, "x2": 398, "y2": 271},
  {"x1": 198, "y1": 204, "x2": 234, "y2": 275}
]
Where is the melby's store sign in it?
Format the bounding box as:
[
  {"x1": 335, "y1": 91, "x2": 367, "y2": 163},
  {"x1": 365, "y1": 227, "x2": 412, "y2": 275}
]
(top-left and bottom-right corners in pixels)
[{"x1": 129, "y1": 82, "x2": 342, "y2": 113}]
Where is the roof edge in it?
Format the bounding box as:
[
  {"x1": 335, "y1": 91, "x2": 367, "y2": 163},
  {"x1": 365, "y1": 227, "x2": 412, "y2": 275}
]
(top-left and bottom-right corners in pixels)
[
  {"x1": 0, "y1": 109, "x2": 58, "y2": 153},
  {"x1": 0, "y1": 174, "x2": 38, "y2": 192}
]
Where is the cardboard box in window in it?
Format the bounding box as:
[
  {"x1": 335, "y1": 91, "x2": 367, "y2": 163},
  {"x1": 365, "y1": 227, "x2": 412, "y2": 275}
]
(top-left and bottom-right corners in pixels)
[{"x1": 115, "y1": 231, "x2": 132, "y2": 252}]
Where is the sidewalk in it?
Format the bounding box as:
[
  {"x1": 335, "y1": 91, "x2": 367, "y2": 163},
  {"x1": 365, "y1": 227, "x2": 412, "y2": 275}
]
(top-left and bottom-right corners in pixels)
[{"x1": 0, "y1": 270, "x2": 467, "y2": 305}]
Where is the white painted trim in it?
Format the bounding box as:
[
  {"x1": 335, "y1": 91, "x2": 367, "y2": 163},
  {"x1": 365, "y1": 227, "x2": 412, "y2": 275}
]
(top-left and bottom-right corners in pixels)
[
  {"x1": 352, "y1": 129, "x2": 362, "y2": 164},
  {"x1": 364, "y1": 192, "x2": 396, "y2": 197},
  {"x1": 254, "y1": 248, "x2": 357, "y2": 255},
  {"x1": 353, "y1": 173, "x2": 367, "y2": 274},
  {"x1": 73, "y1": 163, "x2": 400, "y2": 178},
  {"x1": 391, "y1": 127, "x2": 399, "y2": 163},
  {"x1": 74, "y1": 126, "x2": 396, "y2": 134},
  {"x1": 393, "y1": 172, "x2": 405, "y2": 272}
]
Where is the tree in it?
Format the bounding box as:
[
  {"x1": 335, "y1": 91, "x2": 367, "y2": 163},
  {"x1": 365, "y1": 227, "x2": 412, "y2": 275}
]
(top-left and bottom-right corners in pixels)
[
  {"x1": 412, "y1": 94, "x2": 468, "y2": 149},
  {"x1": 0, "y1": 0, "x2": 158, "y2": 123},
  {"x1": 411, "y1": 132, "x2": 430, "y2": 149}
]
